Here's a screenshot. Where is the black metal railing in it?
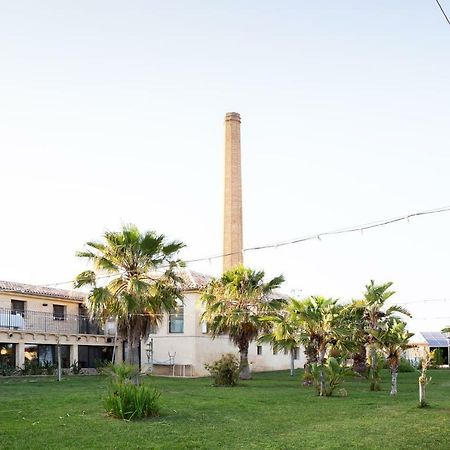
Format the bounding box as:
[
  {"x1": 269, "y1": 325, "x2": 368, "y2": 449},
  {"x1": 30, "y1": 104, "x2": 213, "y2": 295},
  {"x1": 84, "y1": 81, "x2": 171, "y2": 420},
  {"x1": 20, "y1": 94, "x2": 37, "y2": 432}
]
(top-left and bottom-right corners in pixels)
[{"x1": 0, "y1": 308, "x2": 106, "y2": 335}]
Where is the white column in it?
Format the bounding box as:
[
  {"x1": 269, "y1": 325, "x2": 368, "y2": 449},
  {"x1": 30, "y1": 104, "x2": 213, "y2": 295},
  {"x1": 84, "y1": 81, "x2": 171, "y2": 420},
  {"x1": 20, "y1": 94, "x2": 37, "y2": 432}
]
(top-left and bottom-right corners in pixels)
[
  {"x1": 70, "y1": 344, "x2": 78, "y2": 365},
  {"x1": 16, "y1": 342, "x2": 25, "y2": 368}
]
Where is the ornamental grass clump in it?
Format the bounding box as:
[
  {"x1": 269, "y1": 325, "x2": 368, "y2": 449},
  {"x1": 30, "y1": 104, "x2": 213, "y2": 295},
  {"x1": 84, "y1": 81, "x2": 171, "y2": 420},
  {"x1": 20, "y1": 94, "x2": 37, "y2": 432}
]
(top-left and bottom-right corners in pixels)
[
  {"x1": 205, "y1": 354, "x2": 240, "y2": 386},
  {"x1": 104, "y1": 363, "x2": 160, "y2": 420}
]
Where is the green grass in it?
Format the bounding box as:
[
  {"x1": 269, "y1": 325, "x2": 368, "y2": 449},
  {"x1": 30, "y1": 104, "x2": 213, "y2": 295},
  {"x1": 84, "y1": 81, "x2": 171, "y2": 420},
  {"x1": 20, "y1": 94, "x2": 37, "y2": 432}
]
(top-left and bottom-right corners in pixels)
[{"x1": 1, "y1": 370, "x2": 450, "y2": 449}]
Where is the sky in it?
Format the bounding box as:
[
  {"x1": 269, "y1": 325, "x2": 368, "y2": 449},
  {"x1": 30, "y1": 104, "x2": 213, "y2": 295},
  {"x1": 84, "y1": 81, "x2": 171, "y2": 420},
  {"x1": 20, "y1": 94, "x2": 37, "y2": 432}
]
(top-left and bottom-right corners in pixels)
[{"x1": 1, "y1": 1, "x2": 449, "y2": 333}]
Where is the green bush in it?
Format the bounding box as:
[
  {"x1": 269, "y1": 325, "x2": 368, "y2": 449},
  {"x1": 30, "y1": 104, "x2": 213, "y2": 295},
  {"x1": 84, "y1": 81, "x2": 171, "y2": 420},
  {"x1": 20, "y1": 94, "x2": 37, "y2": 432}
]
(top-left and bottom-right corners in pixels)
[
  {"x1": 20, "y1": 360, "x2": 46, "y2": 375},
  {"x1": 310, "y1": 357, "x2": 355, "y2": 396},
  {"x1": 0, "y1": 365, "x2": 17, "y2": 376},
  {"x1": 205, "y1": 353, "x2": 239, "y2": 386},
  {"x1": 70, "y1": 360, "x2": 82, "y2": 374},
  {"x1": 104, "y1": 363, "x2": 160, "y2": 420},
  {"x1": 398, "y1": 358, "x2": 416, "y2": 373},
  {"x1": 104, "y1": 382, "x2": 161, "y2": 420}
]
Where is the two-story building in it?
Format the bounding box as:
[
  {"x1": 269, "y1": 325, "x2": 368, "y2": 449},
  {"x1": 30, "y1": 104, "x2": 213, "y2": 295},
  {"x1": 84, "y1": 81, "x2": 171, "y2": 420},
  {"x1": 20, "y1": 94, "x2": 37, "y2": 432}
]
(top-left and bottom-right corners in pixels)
[
  {"x1": 0, "y1": 272, "x2": 306, "y2": 376},
  {"x1": 0, "y1": 280, "x2": 118, "y2": 370}
]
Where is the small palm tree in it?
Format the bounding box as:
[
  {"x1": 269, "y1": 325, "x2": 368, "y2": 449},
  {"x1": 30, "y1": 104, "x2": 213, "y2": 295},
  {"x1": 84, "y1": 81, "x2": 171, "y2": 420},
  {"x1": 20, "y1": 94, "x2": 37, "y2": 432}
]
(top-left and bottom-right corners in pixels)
[
  {"x1": 258, "y1": 305, "x2": 301, "y2": 376},
  {"x1": 290, "y1": 296, "x2": 344, "y2": 396},
  {"x1": 375, "y1": 318, "x2": 413, "y2": 395},
  {"x1": 355, "y1": 281, "x2": 411, "y2": 391},
  {"x1": 201, "y1": 266, "x2": 285, "y2": 380},
  {"x1": 74, "y1": 224, "x2": 185, "y2": 373}
]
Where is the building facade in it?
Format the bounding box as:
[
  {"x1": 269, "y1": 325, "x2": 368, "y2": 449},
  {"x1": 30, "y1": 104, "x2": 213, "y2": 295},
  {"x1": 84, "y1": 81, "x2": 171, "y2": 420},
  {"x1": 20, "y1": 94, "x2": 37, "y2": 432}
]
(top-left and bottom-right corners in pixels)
[
  {"x1": 140, "y1": 269, "x2": 306, "y2": 377},
  {"x1": 0, "y1": 271, "x2": 306, "y2": 376},
  {"x1": 0, "y1": 280, "x2": 118, "y2": 370}
]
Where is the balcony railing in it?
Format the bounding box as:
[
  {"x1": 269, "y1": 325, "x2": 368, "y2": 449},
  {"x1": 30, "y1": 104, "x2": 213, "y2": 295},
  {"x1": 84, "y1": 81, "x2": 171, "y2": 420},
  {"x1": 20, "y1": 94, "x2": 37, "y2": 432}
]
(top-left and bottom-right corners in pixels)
[{"x1": 0, "y1": 308, "x2": 108, "y2": 335}]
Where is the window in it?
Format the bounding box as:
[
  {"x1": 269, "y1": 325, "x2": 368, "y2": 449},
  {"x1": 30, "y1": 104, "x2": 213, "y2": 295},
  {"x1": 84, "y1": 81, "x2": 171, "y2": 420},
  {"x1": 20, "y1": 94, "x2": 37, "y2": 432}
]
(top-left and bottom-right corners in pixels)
[
  {"x1": 78, "y1": 345, "x2": 113, "y2": 368},
  {"x1": 293, "y1": 347, "x2": 300, "y2": 360},
  {"x1": 11, "y1": 300, "x2": 25, "y2": 316},
  {"x1": 284, "y1": 348, "x2": 288, "y2": 355},
  {"x1": 201, "y1": 322, "x2": 208, "y2": 334},
  {"x1": 169, "y1": 305, "x2": 184, "y2": 333},
  {"x1": 257, "y1": 345, "x2": 262, "y2": 355},
  {"x1": 53, "y1": 305, "x2": 65, "y2": 321},
  {"x1": 24, "y1": 344, "x2": 70, "y2": 368},
  {"x1": 0, "y1": 343, "x2": 16, "y2": 368},
  {"x1": 273, "y1": 348, "x2": 278, "y2": 355}
]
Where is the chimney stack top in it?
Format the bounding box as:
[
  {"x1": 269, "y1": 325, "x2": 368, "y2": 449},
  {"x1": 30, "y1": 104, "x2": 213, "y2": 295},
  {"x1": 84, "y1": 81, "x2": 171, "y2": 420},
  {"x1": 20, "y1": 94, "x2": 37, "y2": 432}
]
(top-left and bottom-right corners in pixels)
[{"x1": 225, "y1": 112, "x2": 241, "y2": 122}]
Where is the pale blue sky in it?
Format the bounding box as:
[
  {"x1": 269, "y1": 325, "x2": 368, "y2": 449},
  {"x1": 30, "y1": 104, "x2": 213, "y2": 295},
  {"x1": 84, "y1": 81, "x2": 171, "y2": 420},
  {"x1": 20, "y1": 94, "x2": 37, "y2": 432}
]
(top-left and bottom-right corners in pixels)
[{"x1": 1, "y1": 1, "x2": 449, "y2": 331}]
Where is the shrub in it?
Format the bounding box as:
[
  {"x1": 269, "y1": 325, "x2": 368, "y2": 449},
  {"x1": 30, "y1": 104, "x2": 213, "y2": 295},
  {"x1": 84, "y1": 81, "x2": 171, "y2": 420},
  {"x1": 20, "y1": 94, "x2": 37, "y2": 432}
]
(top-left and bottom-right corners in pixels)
[
  {"x1": 398, "y1": 358, "x2": 416, "y2": 373},
  {"x1": 0, "y1": 365, "x2": 17, "y2": 376},
  {"x1": 20, "y1": 360, "x2": 45, "y2": 376},
  {"x1": 205, "y1": 353, "x2": 239, "y2": 386},
  {"x1": 302, "y1": 366, "x2": 314, "y2": 386},
  {"x1": 104, "y1": 382, "x2": 161, "y2": 420},
  {"x1": 70, "y1": 360, "x2": 82, "y2": 374},
  {"x1": 310, "y1": 357, "x2": 355, "y2": 396},
  {"x1": 104, "y1": 363, "x2": 160, "y2": 420},
  {"x1": 42, "y1": 360, "x2": 56, "y2": 375}
]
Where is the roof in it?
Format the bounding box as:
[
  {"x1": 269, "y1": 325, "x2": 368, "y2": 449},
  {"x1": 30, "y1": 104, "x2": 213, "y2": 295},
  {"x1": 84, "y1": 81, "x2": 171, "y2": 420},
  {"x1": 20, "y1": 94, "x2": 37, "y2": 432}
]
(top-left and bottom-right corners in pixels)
[
  {"x1": 411, "y1": 331, "x2": 449, "y2": 347},
  {"x1": 0, "y1": 280, "x2": 86, "y2": 302},
  {"x1": 174, "y1": 269, "x2": 212, "y2": 291}
]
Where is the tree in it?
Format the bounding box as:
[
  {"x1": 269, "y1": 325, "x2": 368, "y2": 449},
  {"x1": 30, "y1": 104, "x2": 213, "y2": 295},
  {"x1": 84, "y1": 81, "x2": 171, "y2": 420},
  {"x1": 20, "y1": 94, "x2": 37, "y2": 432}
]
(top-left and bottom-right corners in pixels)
[
  {"x1": 354, "y1": 281, "x2": 410, "y2": 391},
  {"x1": 74, "y1": 224, "x2": 185, "y2": 375},
  {"x1": 419, "y1": 350, "x2": 435, "y2": 407},
  {"x1": 258, "y1": 305, "x2": 301, "y2": 376},
  {"x1": 375, "y1": 318, "x2": 413, "y2": 395},
  {"x1": 290, "y1": 296, "x2": 345, "y2": 396},
  {"x1": 200, "y1": 266, "x2": 285, "y2": 380}
]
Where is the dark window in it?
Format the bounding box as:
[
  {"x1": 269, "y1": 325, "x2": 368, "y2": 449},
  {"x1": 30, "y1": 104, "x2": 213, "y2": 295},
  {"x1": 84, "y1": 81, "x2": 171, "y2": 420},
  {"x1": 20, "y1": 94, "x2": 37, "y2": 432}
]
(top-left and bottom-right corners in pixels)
[
  {"x1": 169, "y1": 305, "x2": 184, "y2": 333},
  {"x1": 0, "y1": 343, "x2": 16, "y2": 368},
  {"x1": 11, "y1": 300, "x2": 25, "y2": 316},
  {"x1": 78, "y1": 346, "x2": 113, "y2": 368},
  {"x1": 273, "y1": 347, "x2": 278, "y2": 355},
  {"x1": 24, "y1": 344, "x2": 70, "y2": 368},
  {"x1": 257, "y1": 345, "x2": 262, "y2": 355},
  {"x1": 293, "y1": 347, "x2": 300, "y2": 360},
  {"x1": 53, "y1": 305, "x2": 65, "y2": 321}
]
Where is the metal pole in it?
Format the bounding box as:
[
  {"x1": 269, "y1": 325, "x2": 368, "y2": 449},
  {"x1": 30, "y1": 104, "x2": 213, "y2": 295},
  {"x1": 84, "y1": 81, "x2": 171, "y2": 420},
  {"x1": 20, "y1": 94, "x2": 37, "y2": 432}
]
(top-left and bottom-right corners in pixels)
[
  {"x1": 57, "y1": 338, "x2": 62, "y2": 382},
  {"x1": 149, "y1": 338, "x2": 153, "y2": 374}
]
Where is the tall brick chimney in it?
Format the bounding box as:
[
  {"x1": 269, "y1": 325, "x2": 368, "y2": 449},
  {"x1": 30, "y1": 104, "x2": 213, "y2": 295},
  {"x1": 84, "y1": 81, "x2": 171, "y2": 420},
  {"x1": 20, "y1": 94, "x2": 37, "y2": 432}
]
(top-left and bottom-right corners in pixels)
[{"x1": 223, "y1": 112, "x2": 243, "y2": 272}]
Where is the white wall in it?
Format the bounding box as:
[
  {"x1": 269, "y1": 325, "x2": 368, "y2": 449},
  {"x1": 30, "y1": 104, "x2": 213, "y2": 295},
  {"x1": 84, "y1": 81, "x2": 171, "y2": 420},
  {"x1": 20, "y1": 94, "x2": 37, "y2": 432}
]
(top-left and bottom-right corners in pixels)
[{"x1": 141, "y1": 291, "x2": 307, "y2": 376}]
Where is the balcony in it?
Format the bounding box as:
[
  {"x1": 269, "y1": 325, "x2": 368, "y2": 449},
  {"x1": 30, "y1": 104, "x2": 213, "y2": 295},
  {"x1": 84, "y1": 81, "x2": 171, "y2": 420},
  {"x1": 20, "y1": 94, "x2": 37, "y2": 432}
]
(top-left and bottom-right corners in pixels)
[{"x1": 0, "y1": 308, "x2": 109, "y2": 335}]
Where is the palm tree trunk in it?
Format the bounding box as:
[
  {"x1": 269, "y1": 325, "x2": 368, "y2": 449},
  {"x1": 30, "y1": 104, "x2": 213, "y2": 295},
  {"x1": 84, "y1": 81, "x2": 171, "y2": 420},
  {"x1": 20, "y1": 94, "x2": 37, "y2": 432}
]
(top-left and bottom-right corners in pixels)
[
  {"x1": 318, "y1": 348, "x2": 326, "y2": 396},
  {"x1": 390, "y1": 363, "x2": 398, "y2": 395},
  {"x1": 127, "y1": 327, "x2": 141, "y2": 385},
  {"x1": 352, "y1": 345, "x2": 367, "y2": 375},
  {"x1": 369, "y1": 344, "x2": 379, "y2": 391},
  {"x1": 238, "y1": 341, "x2": 251, "y2": 380},
  {"x1": 419, "y1": 380, "x2": 426, "y2": 406},
  {"x1": 289, "y1": 349, "x2": 295, "y2": 377}
]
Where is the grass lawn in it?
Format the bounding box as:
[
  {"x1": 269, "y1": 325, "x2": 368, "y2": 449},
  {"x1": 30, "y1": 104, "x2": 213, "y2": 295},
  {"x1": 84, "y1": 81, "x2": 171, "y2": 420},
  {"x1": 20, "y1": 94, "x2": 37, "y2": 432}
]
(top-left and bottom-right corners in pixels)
[{"x1": 0, "y1": 369, "x2": 450, "y2": 449}]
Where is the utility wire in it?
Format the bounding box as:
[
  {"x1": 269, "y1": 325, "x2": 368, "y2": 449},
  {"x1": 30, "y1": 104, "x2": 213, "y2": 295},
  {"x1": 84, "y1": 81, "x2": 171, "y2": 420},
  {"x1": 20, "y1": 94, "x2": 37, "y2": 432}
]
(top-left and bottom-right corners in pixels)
[
  {"x1": 41, "y1": 204, "x2": 450, "y2": 288},
  {"x1": 435, "y1": 0, "x2": 450, "y2": 25}
]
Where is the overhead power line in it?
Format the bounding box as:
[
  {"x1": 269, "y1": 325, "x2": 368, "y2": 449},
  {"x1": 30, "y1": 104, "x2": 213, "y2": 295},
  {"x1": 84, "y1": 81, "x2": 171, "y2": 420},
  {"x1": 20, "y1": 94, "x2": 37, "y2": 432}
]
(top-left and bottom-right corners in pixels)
[
  {"x1": 434, "y1": 0, "x2": 450, "y2": 26},
  {"x1": 41, "y1": 204, "x2": 450, "y2": 288}
]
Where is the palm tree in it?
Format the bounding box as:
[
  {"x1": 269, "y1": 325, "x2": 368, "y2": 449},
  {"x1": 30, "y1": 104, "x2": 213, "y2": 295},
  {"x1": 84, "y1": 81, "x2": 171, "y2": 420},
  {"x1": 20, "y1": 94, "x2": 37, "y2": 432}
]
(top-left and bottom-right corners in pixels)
[
  {"x1": 200, "y1": 266, "x2": 285, "y2": 380},
  {"x1": 258, "y1": 305, "x2": 301, "y2": 376},
  {"x1": 290, "y1": 296, "x2": 344, "y2": 396},
  {"x1": 375, "y1": 318, "x2": 413, "y2": 395},
  {"x1": 74, "y1": 224, "x2": 185, "y2": 373},
  {"x1": 355, "y1": 280, "x2": 410, "y2": 391}
]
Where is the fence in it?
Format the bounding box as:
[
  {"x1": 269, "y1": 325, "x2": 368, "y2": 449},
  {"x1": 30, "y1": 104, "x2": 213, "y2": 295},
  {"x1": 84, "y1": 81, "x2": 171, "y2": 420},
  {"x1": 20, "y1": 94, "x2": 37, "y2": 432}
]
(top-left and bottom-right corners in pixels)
[{"x1": 0, "y1": 308, "x2": 105, "y2": 335}]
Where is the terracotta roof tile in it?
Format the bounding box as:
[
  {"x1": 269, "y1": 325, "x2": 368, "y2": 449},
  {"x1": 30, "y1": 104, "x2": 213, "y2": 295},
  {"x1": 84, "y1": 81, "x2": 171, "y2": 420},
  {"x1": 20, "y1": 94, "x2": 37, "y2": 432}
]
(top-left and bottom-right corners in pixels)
[{"x1": 0, "y1": 280, "x2": 85, "y2": 302}]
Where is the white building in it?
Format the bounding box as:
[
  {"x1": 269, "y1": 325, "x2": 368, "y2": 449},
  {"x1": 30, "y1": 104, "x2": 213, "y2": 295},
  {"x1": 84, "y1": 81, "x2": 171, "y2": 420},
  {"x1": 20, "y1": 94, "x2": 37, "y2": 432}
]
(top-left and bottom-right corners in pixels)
[{"x1": 140, "y1": 269, "x2": 306, "y2": 377}]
